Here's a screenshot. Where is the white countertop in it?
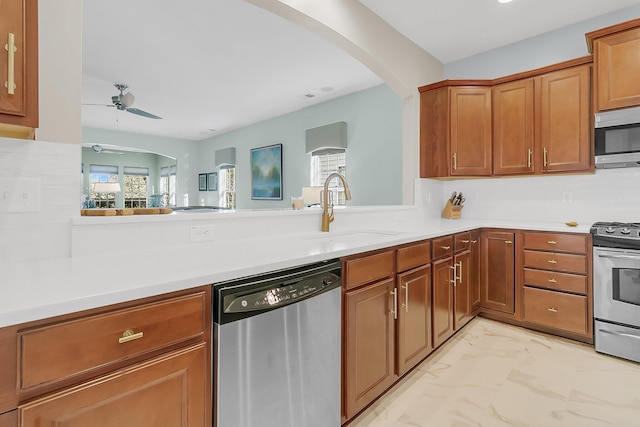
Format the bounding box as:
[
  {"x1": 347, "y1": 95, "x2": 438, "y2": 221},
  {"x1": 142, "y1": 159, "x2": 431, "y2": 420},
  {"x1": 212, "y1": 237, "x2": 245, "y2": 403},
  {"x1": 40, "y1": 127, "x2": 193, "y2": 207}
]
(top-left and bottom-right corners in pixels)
[{"x1": 0, "y1": 218, "x2": 590, "y2": 328}]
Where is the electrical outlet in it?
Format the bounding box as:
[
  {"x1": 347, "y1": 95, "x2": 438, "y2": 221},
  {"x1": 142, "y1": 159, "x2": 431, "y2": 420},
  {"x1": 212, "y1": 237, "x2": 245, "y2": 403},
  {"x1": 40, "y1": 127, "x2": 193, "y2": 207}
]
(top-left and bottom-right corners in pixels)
[{"x1": 190, "y1": 225, "x2": 215, "y2": 242}]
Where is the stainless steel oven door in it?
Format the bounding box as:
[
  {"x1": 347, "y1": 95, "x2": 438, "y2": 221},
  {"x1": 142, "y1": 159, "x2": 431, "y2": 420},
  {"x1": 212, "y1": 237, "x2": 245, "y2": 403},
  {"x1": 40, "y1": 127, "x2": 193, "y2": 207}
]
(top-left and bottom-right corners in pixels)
[{"x1": 594, "y1": 247, "x2": 640, "y2": 326}]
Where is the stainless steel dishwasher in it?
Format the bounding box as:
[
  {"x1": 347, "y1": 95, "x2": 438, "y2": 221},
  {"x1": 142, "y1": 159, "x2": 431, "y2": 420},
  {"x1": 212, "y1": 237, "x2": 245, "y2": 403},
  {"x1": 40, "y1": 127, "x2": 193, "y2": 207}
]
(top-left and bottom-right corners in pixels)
[{"x1": 213, "y1": 259, "x2": 341, "y2": 427}]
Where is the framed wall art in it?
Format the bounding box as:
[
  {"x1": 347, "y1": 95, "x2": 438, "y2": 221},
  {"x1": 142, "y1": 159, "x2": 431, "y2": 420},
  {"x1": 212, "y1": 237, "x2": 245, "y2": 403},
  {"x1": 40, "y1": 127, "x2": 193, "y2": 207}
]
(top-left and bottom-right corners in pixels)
[
  {"x1": 198, "y1": 173, "x2": 207, "y2": 191},
  {"x1": 251, "y1": 143, "x2": 282, "y2": 200}
]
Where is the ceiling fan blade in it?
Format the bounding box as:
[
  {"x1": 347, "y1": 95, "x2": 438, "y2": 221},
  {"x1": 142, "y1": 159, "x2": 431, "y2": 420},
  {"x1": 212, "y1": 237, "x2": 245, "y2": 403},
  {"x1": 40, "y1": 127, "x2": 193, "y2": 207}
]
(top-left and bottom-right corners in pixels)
[
  {"x1": 82, "y1": 103, "x2": 115, "y2": 107},
  {"x1": 126, "y1": 108, "x2": 162, "y2": 119}
]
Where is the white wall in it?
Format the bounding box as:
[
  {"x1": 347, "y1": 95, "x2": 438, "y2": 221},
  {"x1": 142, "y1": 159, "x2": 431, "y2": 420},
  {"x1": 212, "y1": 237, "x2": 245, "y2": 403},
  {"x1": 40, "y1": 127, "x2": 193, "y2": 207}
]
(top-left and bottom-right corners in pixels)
[
  {"x1": 36, "y1": 0, "x2": 82, "y2": 144},
  {"x1": 418, "y1": 6, "x2": 640, "y2": 225},
  {"x1": 445, "y1": 4, "x2": 640, "y2": 79},
  {"x1": 197, "y1": 84, "x2": 403, "y2": 209}
]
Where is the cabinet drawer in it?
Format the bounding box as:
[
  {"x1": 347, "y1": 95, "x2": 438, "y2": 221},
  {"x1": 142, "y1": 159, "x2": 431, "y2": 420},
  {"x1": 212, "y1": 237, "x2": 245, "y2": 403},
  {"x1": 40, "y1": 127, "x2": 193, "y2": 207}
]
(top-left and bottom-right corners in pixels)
[
  {"x1": 432, "y1": 235, "x2": 454, "y2": 260},
  {"x1": 19, "y1": 292, "x2": 207, "y2": 391},
  {"x1": 523, "y1": 268, "x2": 587, "y2": 294},
  {"x1": 397, "y1": 241, "x2": 430, "y2": 272},
  {"x1": 523, "y1": 250, "x2": 587, "y2": 274},
  {"x1": 523, "y1": 287, "x2": 588, "y2": 335},
  {"x1": 345, "y1": 250, "x2": 394, "y2": 289},
  {"x1": 523, "y1": 232, "x2": 587, "y2": 253},
  {"x1": 454, "y1": 232, "x2": 471, "y2": 253}
]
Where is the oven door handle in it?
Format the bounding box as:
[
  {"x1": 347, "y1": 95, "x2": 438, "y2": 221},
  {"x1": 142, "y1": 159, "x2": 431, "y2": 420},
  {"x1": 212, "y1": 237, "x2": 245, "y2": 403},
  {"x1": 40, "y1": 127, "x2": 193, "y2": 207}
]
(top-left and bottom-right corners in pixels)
[
  {"x1": 597, "y1": 253, "x2": 640, "y2": 261},
  {"x1": 599, "y1": 329, "x2": 640, "y2": 341}
]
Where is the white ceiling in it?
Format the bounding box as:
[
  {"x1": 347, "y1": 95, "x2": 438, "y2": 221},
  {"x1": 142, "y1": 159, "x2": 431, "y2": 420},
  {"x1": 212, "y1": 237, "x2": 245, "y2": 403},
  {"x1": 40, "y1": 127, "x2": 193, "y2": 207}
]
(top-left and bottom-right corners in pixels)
[{"x1": 82, "y1": 0, "x2": 640, "y2": 141}]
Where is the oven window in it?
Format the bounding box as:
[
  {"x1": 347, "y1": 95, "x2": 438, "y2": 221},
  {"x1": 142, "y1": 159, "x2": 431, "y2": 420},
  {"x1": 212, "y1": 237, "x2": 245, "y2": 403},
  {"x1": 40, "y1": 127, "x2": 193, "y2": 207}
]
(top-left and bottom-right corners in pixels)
[
  {"x1": 613, "y1": 268, "x2": 640, "y2": 306},
  {"x1": 597, "y1": 125, "x2": 640, "y2": 155}
]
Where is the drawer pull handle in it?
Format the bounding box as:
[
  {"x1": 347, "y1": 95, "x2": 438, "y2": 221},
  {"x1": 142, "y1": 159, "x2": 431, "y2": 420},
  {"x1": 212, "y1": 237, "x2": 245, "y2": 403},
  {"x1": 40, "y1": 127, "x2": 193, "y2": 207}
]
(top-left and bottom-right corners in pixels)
[
  {"x1": 548, "y1": 278, "x2": 558, "y2": 283},
  {"x1": 505, "y1": 240, "x2": 512, "y2": 244},
  {"x1": 450, "y1": 265, "x2": 457, "y2": 285},
  {"x1": 452, "y1": 152, "x2": 457, "y2": 171},
  {"x1": 547, "y1": 307, "x2": 558, "y2": 313},
  {"x1": 461, "y1": 240, "x2": 470, "y2": 244},
  {"x1": 547, "y1": 240, "x2": 557, "y2": 245},
  {"x1": 527, "y1": 148, "x2": 532, "y2": 168},
  {"x1": 5, "y1": 33, "x2": 17, "y2": 95},
  {"x1": 543, "y1": 147, "x2": 548, "y2": 167},
  {"x1": 119, "y1": 329, "x2": 144, "y2": 344},
  {"x1": 390, "y1": 289, "x2": 398, "y2": 319},
  {"x1": 548, "y1": 259, "x2": 558, "y2": 264},
  {"x1": 471, "y1": 240, "x2": 478, "y2": 244},
  {"x1": 441, "y1": 245, "x2": 451, "y2": 250}
]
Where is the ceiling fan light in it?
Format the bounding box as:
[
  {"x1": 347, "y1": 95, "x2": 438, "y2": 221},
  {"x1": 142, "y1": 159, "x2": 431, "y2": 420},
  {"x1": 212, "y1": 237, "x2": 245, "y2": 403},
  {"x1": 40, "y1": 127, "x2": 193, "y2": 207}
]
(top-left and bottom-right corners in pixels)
[{"x1": 121, "y1": 92, "x2": 135, "y2": 108}]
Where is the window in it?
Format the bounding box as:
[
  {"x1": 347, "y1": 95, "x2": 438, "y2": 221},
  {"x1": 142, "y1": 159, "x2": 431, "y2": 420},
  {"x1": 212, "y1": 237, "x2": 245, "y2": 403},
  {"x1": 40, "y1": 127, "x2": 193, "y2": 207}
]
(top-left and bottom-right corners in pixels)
[
  {"x1": 89, "y1": 164, "x2": 119, "y2": 208},
  {"x1": 160, "y1": 165, "x2": 177, "y2": 206},
  {"x1": 219, "y1": 166, "x2": 236, "y2": 209},
  {"x1": 123, "y1": 166, "x2": 149, "y2": 208},
  {"x1": 310, "y1": 149, "x2": 346, "y2": 205}
]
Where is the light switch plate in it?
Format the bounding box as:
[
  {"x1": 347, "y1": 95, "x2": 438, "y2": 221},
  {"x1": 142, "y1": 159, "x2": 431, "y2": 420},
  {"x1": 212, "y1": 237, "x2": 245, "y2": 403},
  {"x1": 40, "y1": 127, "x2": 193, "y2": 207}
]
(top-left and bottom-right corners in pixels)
[{"x1": 0, "y1": 177, "x2": 41, "y2": 213}]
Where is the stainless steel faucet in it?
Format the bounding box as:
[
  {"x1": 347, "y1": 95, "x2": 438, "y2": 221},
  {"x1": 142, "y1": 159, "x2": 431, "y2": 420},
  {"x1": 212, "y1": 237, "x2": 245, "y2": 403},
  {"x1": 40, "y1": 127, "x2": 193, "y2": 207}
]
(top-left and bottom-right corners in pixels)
[{"x1": 321, "y1": 173, "x2": 351, "y2": 232}]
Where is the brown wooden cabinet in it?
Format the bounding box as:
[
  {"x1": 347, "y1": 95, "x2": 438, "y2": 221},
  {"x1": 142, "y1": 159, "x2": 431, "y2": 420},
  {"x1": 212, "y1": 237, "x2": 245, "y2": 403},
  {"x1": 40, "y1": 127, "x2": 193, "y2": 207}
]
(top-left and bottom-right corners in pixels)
[
  {"x1": 587, "y1": 18, "x2": 640, "y2": 112},
  {"x1": 0, "y1": 0, "x2": 38, "y2": 137},
  {"x1": 469, "y1": 231, "x2": 481, "y2": 315},
  {"x1": 0, "y1": 287, "x2": 211, "y2": 427},
  {"x1": 0, "y1": 410, "x2": 16, "y2": 427},
  {"x1": 431, "y1": 233, "x2": 474, "y2": 348},
  {"x1": 344, "y1": 277, "x2": 396, "y2": 419},
  {"x1": 19, "y1": 344, "x2": 207, "y2": 427},
  {"x1": 536, "y1": 64, "x2": 592, "y2": 173},
  {"x1": 522, "y1": 231, "x2": 592, "y2": 342},
  {"x1": 396, "y1": 241, "x2": 432, "y2": 376},
  {"x1": 480, "y1": 231, "x2": 515, "y2": 314},
  {"x1": 420, "y1": 84, "x2": 492, "y2": 178},
  {"x1": 420, "y1": 58, "x2": 592, "y2": 177},
  {"x1": 493, "y1": 78, "x2": 535, "y2": 175}
]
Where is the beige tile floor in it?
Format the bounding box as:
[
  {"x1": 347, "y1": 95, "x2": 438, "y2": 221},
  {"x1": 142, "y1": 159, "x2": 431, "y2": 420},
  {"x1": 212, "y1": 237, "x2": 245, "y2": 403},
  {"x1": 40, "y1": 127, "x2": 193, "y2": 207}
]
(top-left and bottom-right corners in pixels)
[{"x1": 349, "y1": 318, "x2": 640, "y2": 427}]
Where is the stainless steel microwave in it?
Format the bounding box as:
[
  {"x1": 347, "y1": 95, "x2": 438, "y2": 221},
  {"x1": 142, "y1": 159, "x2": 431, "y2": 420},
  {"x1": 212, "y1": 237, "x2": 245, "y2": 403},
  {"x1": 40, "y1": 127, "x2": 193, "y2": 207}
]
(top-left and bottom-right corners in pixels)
[{"x1": 595, "y1": 106, "x2": 640, "y2": 169}]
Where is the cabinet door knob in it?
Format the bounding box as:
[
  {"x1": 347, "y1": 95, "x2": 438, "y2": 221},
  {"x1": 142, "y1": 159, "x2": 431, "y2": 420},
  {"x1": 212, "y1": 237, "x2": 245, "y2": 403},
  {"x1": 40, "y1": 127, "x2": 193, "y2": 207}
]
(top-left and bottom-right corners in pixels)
[{"x1": 119, "y1": 329, "x2": 144, "y2": 344}]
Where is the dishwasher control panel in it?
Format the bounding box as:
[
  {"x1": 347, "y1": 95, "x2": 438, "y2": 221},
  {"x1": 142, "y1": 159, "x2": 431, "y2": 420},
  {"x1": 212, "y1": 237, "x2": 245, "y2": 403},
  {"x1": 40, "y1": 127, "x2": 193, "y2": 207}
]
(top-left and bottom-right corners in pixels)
[{"x1": 224, "y1": 272, "x2": 339, "y2": 313}]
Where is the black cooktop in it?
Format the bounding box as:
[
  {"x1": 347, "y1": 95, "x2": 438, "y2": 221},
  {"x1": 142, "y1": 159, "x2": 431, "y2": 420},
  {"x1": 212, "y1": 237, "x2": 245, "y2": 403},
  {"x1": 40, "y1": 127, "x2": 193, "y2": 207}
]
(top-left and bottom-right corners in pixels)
[{"x1": 591, "y1": 222, "x2": 640, "y2": 249}]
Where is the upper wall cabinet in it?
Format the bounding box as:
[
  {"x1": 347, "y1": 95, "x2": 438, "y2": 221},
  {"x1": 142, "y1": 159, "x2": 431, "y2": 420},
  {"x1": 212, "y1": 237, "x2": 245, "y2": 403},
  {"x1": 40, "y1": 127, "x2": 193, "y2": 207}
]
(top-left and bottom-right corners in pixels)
[
  {"x1": 420, "y1": 83, "x2": 492, "y2": 178},
  {"x1": 587, "y1": 18, "x2": 640, "y2": 112},
  {"x1": 419, "y1": 58, "x2": 593, "y2": 178},
  {"x1": 0, "y1": 0, "x2": 38, "y2": 138}
]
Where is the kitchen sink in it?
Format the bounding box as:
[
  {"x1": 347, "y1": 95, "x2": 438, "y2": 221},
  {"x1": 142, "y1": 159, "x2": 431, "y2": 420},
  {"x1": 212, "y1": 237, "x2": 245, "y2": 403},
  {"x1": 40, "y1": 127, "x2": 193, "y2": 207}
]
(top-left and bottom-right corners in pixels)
[{"x1": 301, "y1": 229, "x2": 403, "y2": 245}]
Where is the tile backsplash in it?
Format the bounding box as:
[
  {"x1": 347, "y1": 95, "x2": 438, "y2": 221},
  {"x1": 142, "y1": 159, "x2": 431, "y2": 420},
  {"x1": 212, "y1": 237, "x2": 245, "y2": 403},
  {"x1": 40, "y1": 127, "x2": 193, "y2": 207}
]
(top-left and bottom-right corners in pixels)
[
  {"x1": 0, "y1": 137, "x2": 80, "y2": 261},
  {"x1": 419, "y1": 168, "x2": 640, "y2": 224}
]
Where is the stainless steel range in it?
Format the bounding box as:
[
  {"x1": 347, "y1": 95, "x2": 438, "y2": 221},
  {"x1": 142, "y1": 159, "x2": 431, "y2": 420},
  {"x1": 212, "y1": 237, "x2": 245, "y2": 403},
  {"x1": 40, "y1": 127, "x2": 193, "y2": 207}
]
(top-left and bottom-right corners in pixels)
[{"x1": 591, "y1": 222, "x2": 640, "y2": 363}]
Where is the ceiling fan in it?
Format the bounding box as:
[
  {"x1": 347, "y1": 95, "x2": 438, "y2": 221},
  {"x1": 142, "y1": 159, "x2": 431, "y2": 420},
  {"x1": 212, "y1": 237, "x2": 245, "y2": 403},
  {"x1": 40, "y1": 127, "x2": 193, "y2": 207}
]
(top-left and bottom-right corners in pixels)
[
  {"x1": 90, "y1": 144, "x2": 124, "y2": 154},
  {"x1": 84, "y1": 84, "x2": 162, "y2": 119}
]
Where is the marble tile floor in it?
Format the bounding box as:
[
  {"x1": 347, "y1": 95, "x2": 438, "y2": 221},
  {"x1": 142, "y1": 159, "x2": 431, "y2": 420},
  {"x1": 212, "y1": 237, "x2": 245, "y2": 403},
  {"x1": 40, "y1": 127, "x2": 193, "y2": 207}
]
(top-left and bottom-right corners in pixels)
[{"x1": 349, "y1": 318, "x2": 640, "y2": 427}]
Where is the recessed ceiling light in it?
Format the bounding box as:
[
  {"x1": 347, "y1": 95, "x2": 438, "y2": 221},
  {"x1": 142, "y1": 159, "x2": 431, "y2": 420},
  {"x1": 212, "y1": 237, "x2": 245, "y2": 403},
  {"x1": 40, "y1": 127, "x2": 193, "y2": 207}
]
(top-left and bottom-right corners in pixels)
[
  {"x1": 320, "y1": 86, "x2": 333, "y2": 92},
  {"x1": 498, "y1": 0, "x2": 513, "y2": 3},
  {"x1": 304, "y1": 93, "x2": 315, "y2": 98}
]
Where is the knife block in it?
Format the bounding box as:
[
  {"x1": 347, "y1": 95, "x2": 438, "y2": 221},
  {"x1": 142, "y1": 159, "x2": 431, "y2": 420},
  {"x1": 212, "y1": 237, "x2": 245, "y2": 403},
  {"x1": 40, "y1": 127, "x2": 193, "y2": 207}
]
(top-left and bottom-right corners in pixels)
[{"x1": 441, "y1": 200, "x2": 462, "y2": 219}]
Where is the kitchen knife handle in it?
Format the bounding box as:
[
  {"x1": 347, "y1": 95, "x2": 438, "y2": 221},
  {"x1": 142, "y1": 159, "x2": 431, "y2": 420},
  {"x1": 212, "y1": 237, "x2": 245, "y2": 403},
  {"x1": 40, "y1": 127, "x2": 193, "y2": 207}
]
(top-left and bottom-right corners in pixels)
[
  {"x1": 5, "y1": 33, "x2": 16, "y2": 95},
  {"x1": 527, "y1": 149, "x2": 532, "y2": 168},
  {"x1": 452, "y1": 152, "x2": 457, "y2": 171}
]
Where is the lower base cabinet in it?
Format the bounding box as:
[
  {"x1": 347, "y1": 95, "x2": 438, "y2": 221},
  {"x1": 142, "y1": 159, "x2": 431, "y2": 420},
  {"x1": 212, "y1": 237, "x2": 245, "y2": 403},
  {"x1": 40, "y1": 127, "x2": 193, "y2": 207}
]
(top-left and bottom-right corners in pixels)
[
  {"x1": 0, "y1": 410, "x2": 16, "y2": 427},
  {"x1": 344, "y1": 278, "x2": 397, "y2": 419},
  {"x1": 480, "y1": 231, "x2": 515, "y2": 314},
  {"x1": 397, "y1": 265, "x2": 432, "y2": 375},
  {"x1": 19, "y1": 343, "x2": 208, "y2": 427}
]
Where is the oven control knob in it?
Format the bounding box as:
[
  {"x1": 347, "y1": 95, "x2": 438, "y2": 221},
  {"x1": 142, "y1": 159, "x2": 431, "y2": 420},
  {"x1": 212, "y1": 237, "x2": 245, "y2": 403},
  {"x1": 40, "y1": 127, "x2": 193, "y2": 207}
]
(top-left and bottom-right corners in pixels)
[
  {"x1": 605, "y1": 226, "x2": 615, "y2": 233},
  {"x1": 621, "y1": 227, "x2": 631, "y2": 235}
]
